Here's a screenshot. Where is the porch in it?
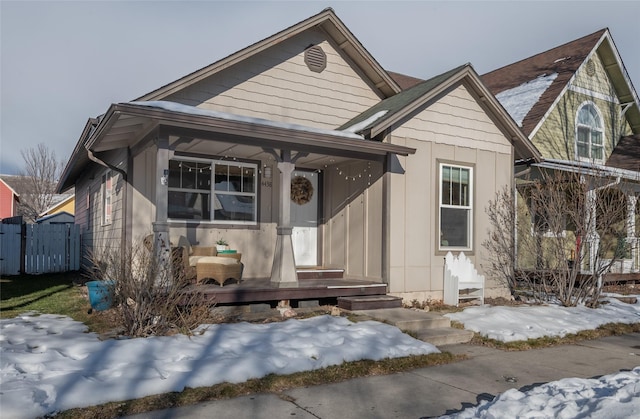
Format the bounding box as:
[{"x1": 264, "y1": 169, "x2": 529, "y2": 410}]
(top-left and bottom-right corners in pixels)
[{"x1": 185, "y1": 276, "x2": 388, "y2": 305}]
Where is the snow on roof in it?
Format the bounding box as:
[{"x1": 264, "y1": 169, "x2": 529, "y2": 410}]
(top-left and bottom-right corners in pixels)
[
  {"x1": 342, "y1": 110, "x2": 389, "y2": 133},
  {"x1": 495, "y1": 73, "x2": 558, "y2": 127},
  {"x1": 128, "y1": 101, "x2": 365, "y2": 140}
]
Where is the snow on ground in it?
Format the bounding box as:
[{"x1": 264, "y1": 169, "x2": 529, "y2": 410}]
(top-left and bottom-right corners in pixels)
[
  {"x1": 1, "y1": 295, "x2": 639, "y2": 418},
  {"x1": 0, "y1": 313, "x2": 438, "y2": 418},
  {"x1": 445, "y1": 295, "x2": 640, "y2": 342},
  {"x1": 441, "y1": 367, "x2": 640, "y2": 419}
]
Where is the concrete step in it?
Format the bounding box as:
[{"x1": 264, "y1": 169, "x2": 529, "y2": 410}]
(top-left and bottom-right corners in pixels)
[
  {"x1": 337, "y1": 295, "x2": 403, "y2": 310},
  {"x1": 350, "y1": 307, "x2": 474, "y2": 346},
  {"x1": 355, "y1": 308, "x2": 451, "y2": 331},
  {"x1": 415, "y1": 327, "x2": 474, "y2": 346}
]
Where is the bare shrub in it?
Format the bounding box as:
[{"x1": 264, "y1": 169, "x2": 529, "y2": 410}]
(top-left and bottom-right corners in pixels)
[
  {"x1": 484, "y1": 169, "x2": 630, "y2": 307},
  {"x1": 483, "y1": 186, "x2": 518, "y2": 294},
  {"x1": 88, "y1": 237, "x2": 215, "y2": 337}
]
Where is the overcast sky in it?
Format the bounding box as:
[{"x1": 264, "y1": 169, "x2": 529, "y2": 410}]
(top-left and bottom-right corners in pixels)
[{"x1": 1, "y1": 1, "x2": 639, "y2": 176}]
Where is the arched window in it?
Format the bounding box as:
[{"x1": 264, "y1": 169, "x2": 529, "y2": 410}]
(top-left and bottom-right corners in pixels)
[{"x1": 576, "y1": 103, "x2": 604, "y2": 161}]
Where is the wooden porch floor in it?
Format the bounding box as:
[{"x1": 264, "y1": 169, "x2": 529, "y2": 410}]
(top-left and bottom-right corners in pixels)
[{"x1": 186, "y1": 278, "x2": 388, "y2": 305}]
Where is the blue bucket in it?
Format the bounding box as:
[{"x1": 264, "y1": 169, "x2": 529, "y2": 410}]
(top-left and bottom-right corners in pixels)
[{"x1": 86, "y1": 280, "x2": 115, "y2": 311}]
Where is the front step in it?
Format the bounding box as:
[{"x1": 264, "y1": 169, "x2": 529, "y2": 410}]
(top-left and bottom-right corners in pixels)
[
  {"x1": 351, "y1": 308, "x2": 473, "y2": 346},
  {"x1": 296, "y1": 268, "x2": 344, "y2": 280},
  {"x1": 415, "y1": 328, "x2": 475, "y2": 346},
  {"x1": 337, "y1": 295, "x2": 402, "y2": 310},
  {"x1": 356, "y1": 308, "x2": 450, "y2": 331}
]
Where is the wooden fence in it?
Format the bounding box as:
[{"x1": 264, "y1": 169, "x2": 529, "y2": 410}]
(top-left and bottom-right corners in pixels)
[{"x1": 0, "y1": 223, "x2": 81, "y2": 276}]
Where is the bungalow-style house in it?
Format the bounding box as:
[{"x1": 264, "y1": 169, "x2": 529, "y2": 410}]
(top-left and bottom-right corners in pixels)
[
  {"x1": 58, "y1": 9, "x2": 539, "y2": 304},
  {"x1": 481, "y1": 29, "x2": 640, "y2": 275},
  {"x1": 0, "y1": 177, "x2": 20, "y2": 221}
]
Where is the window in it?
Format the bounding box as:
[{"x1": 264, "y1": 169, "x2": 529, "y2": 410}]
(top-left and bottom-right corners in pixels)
[
  {"x1": 168, "y1": 158, "x2": 257, "y2": 224},
  {"x1": 439, "y1": 164, "x2": 473, "y2": 250},
  {"x1": 101, "y1": 171, "x2": 112, "y2": 225},
  {"x1": 576, "y1": 103, "x2": 604, "y2": 162}
]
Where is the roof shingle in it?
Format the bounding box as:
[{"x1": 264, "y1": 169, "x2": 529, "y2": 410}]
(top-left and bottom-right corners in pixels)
[{"x1": 481, "y1": 29, "x2": 606, "y2": 136}]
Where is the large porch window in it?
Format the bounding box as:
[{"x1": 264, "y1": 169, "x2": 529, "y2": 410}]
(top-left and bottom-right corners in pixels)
[
  {"x1": 439, "y1": 163, "x2": 473, "y2": 251},
  {"x1": 168, "y1": 158, "x2": 257, "y2": 224}
]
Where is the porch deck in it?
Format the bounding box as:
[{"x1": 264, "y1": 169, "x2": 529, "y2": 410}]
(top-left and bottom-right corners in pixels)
[{"x1": 188, "y1": 278, "x2": 388, "y2": 305}]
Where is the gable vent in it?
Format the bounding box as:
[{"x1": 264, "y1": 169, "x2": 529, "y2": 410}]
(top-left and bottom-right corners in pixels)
[
  {"x1": 304, "y1": 45, "x2": 326, "y2": 73},
  {"x1": 586, "y1": 59, "x2": 596, "y2": 76}
]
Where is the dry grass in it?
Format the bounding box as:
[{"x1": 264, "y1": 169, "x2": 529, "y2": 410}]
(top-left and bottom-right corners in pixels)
[
  {"x1": 470, "y1": 322, "x2": 640, "y2": 351},
  {"x1": 55, "y1": 352, "x2": 465, "y2": 419}
]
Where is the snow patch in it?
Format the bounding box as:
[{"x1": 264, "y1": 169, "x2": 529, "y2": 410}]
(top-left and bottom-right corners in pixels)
[
  {"x1": 128, "y1": 101, "x2": 365, "y2": 140},
  {"x1": 495, "y1": 73, "x2": 558, "y2": 127},
  {"x1": 342, "y1": 110, "x2": 389, "y2": 133}
]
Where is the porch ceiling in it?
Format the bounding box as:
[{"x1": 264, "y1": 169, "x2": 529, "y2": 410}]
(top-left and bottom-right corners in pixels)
[
  {"x1": 173, "y1": 139, "x2": 355, "y2": 169},
  {"x1": 89, "y1": 103, "x2": 416, "y2": 167}
]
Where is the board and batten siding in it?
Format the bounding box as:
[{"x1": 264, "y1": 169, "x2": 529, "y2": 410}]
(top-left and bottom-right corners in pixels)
[
  {"x1": 322, "y1": 161, "x2": 384, "y2": 280},
  {"x1": 164, "y1": 29, "x2": 383, "y2": 130},
  {"x1": 386, "y1": 83, "x2": 515, "y2": 301}
]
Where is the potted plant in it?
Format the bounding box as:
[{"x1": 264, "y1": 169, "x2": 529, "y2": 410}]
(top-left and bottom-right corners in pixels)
[{"x1": 216, "y1": 238, "x2": 228, "y2": 252}]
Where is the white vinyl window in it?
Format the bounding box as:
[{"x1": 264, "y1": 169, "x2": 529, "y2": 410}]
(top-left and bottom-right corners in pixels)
[
  {"x1": 439, "y1": 163, "x2": 473, "y2": 251},
  {"x1": 576, "y1": 102, "x2": 604, "y2": 162},
  {"x1": 101, "y1": 171, "x2": 112, "y2": 226},
  {"x1": 168, "y1": 158, "x2": 257, "y2": 224}
]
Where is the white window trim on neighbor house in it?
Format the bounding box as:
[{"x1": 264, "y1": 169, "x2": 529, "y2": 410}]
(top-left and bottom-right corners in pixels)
[
  {"x1": 439, "y1": 162, "x2": 473, "y2": 252},
  {"x1": 575, "y1": 101, "x2": 605, "y2": 163},
  {"x1": 101, "y1": 170, "x2": 112, "y2": 226},
  {"x1": 168, "y1": 157, "x2": 258, "y2": 225}
]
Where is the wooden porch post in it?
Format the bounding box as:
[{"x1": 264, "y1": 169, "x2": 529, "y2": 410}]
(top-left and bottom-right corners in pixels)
[
  {"x1": 627, "y1": 194, "x2": 638, "y2": 272},
  {"x1": 585, "y1": 189, "x2": 599, "y2": 273},
  {"x1": 153, "y1": 135, "x2": 171, "y2": 281}
]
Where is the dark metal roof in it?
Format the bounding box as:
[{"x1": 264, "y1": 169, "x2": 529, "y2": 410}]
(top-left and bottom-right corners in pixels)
[{"x1": 339, "y1": 64, "x2": 470, "y2": 134}]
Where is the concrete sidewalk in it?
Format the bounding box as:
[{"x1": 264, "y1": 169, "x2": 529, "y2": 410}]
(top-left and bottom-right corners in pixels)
[{"x1": 126, "y1": 333, "x2": 640, "y2": 419}]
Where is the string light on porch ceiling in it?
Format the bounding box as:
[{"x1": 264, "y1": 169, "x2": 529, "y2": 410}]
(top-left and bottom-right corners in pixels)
[{"x1": 325, "y1": 161, "x2": 373, "y2": 184}]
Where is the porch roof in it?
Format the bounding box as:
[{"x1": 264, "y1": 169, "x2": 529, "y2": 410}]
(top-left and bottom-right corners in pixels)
[
  {"x1": 58, "y1": 101, "x2": 416, "y2": 192},
  {"x1": 531, "y1": 158, "x2": 640, "y2": 186}
]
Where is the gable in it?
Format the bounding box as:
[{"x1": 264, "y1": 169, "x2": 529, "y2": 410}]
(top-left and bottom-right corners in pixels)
[
  {"x1": 531, "y1": 42, "x2": 635, "y2": 161},
  {"x1": 163, "y1": 28, "x2": 384, "y2": 130},
  {"x1": 392, "y1": 83, "x2": 515, "y2": 156},
  {"x1": 482, "y1": 30, "x2": 605, "y2": 137}
]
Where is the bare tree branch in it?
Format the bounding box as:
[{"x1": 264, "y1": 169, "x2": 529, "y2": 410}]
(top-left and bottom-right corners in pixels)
[{"x1": 17, "y1": 143, "x2": 63, "y2": 223}]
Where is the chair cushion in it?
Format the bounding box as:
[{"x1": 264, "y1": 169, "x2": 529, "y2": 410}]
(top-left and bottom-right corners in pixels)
[{"x1": 196, "y1": 256, "x2": 239, "y2": 266}]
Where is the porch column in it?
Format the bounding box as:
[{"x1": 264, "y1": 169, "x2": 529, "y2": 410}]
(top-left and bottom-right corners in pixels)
[
  {"x1": 585, "y1": 189, "x2": 599, "y2": 273},
  {"x1": 627, "y1": 194, "x2": 638, "y2": 272},
  {"x1": 153, "y1": 135, "x2": 171, "y2": 281},
  {"x1": 269, "y1": 149, "x2": 307, "y2": 288}
]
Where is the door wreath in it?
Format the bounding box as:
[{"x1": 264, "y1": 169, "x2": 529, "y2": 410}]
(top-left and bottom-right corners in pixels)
[{"x1": 291, "y1": 176, "x2": 314, "y2": 205}]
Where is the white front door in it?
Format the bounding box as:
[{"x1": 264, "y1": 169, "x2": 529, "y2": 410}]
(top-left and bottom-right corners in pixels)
[{"x1": 290, "y1": 170, "x2": 319, "y2": 266}]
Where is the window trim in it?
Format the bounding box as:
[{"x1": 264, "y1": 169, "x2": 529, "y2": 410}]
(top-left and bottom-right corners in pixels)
[
  {"x1": 575, "y1": 101, "x2": 605, "y2": 163},
  {"x1": 167, "y1": 156, "x2": 259, "y2": 225},
  {"x1": 101, "y1": 171, "x2": 112, "y2": 226},
  {"x1": 438, "y1": 162, "x2": 474, "y2": 253}
]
